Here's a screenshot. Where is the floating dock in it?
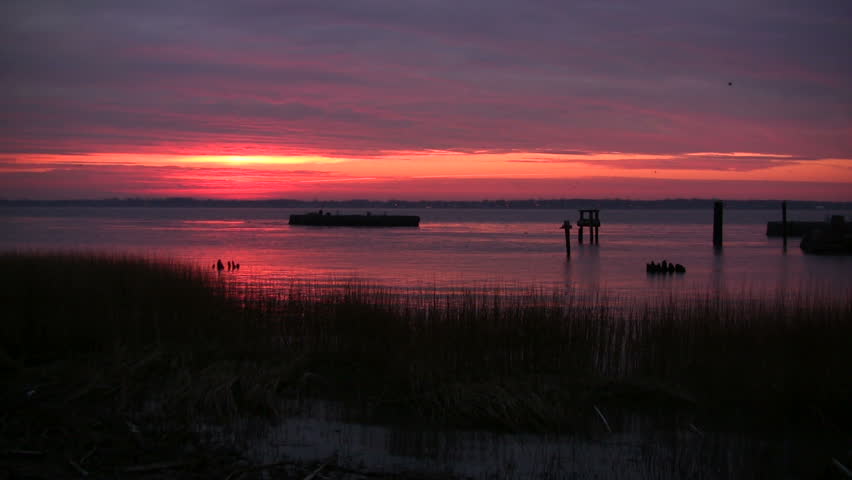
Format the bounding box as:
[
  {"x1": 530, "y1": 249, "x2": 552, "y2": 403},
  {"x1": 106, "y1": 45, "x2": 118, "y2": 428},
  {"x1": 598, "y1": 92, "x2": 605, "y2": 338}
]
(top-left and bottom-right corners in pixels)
[{"x1": 289, "y1": 210, "x2": 420, "y2": 227}]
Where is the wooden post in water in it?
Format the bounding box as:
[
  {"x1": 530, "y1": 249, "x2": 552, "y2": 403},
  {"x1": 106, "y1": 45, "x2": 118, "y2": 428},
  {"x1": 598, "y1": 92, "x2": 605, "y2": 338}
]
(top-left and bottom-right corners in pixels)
[
  {"x1": 578, "y1": 224, "x2": 584, "y2": 244},
  {"x1": 782, "y1": 200, "x2": 788, "y2": 250},
  {"x1": 561, "y1": 221, "x2": 572, "y2": 258},
  {"x1": 713, "y1": 201, "x2": 723, "y2": 249},
  {"x1": 593, "y1": 210, "x2": 600, "y2": 243}
]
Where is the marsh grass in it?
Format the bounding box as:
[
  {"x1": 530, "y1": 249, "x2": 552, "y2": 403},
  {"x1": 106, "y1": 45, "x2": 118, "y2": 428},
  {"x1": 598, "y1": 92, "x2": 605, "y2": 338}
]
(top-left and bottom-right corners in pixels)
[{"x1": 2, "y1": 251, "x2": 851, "y2": 435}]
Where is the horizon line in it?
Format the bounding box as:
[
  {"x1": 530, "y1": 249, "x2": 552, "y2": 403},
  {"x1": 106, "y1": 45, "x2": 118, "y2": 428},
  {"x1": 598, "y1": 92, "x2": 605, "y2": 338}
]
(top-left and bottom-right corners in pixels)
[{"x1": 3, "y1": 197, "x2": 851, "y2": 205}]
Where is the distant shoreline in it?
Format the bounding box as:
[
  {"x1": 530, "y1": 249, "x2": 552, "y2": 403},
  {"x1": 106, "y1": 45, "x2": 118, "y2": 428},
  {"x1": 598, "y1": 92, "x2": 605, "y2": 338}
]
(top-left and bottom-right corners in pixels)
[{"x1": 2, "y1": 198, "x2": 851, "y2": 210}]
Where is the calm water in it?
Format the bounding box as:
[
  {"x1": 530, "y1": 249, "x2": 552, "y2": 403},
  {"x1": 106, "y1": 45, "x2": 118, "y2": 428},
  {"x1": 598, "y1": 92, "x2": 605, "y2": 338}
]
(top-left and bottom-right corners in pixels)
[{"x1": 2, "y1": 206, "x2": 851, "y2": 300}]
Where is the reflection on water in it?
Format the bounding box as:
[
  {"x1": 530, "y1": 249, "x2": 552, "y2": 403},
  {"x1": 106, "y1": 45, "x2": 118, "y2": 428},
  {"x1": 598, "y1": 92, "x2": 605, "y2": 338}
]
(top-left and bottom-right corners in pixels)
[
  {"x1": 563, "y1": 244, "x2": 602, "y2": 292},
  {"x1": 2, "y1": 207, "x2": 851, "y2": 300},
  {"x1": 711, "y1": 251, "x2": 725, "y2": 298}
]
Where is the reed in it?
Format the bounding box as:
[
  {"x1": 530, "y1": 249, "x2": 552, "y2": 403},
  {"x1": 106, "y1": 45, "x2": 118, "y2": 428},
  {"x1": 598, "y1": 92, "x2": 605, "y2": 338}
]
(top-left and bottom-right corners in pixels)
[{"x1": 2, "y1": 251, "x2": 851, "y2": 433}]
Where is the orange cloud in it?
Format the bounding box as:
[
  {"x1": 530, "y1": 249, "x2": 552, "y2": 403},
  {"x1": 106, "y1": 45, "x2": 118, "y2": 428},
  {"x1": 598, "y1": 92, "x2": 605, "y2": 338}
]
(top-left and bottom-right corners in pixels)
[{"x1": 4, "y1": 149, "x2": 851, "y2": 200}]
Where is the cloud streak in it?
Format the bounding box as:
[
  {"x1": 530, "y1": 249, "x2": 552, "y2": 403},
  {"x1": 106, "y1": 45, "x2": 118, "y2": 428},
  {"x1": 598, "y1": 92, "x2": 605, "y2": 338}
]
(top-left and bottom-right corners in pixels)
[{"x1": 509, "y1": 152, "x2": 819, "y2": 172}]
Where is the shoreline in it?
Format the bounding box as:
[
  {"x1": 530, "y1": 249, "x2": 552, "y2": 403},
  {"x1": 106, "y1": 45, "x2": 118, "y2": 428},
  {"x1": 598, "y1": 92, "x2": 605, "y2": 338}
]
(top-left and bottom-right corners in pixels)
[{"x1": 3, "y1": 252, "x2": 851, "y2": 477}]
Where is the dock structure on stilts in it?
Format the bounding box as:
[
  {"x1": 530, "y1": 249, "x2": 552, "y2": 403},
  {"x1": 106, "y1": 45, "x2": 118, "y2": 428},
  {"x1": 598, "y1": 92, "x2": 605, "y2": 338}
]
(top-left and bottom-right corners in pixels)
[{"x1": 577, "y1": 209, "x2": 601, "y2": 244}]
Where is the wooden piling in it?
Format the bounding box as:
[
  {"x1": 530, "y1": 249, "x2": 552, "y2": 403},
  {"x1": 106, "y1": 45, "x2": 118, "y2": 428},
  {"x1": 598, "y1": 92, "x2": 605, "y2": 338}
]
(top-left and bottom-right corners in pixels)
[
  {"x1": 713, "y1": 201, "x2": 723, "y2": 248},
  {"x1": 782, "y1": 200, "x2": 787, "y2": 249},
  {"x1": 578, "y1": 226, "x2": 584, "y2": 244},
  {"x1": 561, "y1": 221, "x2": 572, "y2": 258}
]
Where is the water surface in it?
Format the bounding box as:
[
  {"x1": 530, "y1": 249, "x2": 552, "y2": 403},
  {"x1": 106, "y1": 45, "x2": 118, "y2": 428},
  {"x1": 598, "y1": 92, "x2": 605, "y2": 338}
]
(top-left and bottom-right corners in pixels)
[{"x1": 3, "y1": 206, "x2": 851, "y2": 300}]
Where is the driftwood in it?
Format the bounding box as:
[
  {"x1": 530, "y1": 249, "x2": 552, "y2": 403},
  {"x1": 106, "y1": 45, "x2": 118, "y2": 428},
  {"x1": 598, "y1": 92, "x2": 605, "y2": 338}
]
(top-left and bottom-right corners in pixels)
[
  {"x1": 224, "y1": 461, "x2": 295, "y2": 480},
  {"x1": 79, "y1": 446, "x2": 98, "y2": 465},
  {"x1": 2, "y1": 449, "x2": 44, "y2": 456},
  {"x1": 66, "y1": 456, "x2": 89, "y2": 477},
  {"x1": 593, "y1": 405, "x2": 612, "y2": 433},
  {"x1": 303, "y1": 463, "x2": 327, "y2": 480},
  {"x1": 831, "y1": 458, "x2": 852, "y2": 478},
  {"x1": 122, "y1": 460, "x2": 193, "y2": 473},
  {"x1": 687, "y1": 423, "x2": 704, "y2": 437}
]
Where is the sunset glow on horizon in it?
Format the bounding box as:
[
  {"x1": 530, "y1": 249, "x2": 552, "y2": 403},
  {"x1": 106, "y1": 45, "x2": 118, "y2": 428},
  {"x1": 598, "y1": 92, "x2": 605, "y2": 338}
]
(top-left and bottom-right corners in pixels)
[{"x1": 2, "y1": 1, "x2": 850, "y2": 201}]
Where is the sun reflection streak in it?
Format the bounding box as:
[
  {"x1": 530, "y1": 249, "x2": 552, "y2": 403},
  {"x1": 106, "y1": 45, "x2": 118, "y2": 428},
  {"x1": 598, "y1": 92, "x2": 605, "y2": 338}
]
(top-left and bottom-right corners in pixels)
[{"x1": 186, "y1": 155, "x2": 348, "y2": 166}]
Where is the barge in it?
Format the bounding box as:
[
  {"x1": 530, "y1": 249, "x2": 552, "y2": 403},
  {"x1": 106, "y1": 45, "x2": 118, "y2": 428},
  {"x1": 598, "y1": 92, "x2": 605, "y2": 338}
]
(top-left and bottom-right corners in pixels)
[
  {"x1": 289, "y1": 210, "x2": 420, "y2": 227},
  {"x1": 798, "y1": 216, "x2": 852, "y2": 254},
  {"x1": 766, "y1": 216, "x2": 852, "y2": 236}
]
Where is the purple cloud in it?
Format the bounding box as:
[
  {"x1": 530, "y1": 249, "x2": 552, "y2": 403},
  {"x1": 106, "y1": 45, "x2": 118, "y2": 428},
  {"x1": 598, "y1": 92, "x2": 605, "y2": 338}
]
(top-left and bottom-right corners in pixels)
[{"x1": 1, "y1": 0, "x2": 850, "y2": 160}]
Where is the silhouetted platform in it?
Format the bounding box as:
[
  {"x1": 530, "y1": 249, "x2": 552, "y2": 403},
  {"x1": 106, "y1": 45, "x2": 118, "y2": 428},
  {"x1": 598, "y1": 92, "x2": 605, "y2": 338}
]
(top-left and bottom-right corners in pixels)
[
  {"x1": 289, "y1": 211, "x2": 420, "y2": 227},
  {"x1": 800, "y1": 230, "x2": 852, "y2": 254},
  {"x1": 767, "y1": 220, "x2": 852, "y2": 236},
  {"x1": 799, "y1": 216, "x2": 852, "y2": 254}
]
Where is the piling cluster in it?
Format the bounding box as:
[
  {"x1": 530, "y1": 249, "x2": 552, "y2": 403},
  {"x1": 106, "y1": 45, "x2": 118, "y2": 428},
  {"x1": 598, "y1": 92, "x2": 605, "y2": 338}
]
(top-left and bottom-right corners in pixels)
[
  {"x1": 646, "y1": 260, "x2": 685, "y2": 274},
  {"x1": 214, "y1": 259, "x2": 240, "y2": 271}
]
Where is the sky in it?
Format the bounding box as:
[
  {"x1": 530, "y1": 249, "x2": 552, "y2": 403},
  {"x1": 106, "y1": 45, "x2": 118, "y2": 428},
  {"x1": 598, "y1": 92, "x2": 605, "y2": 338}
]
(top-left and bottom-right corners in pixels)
[{"x1": 1, "y1": 0, "x2": 851, "y2": 200}]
